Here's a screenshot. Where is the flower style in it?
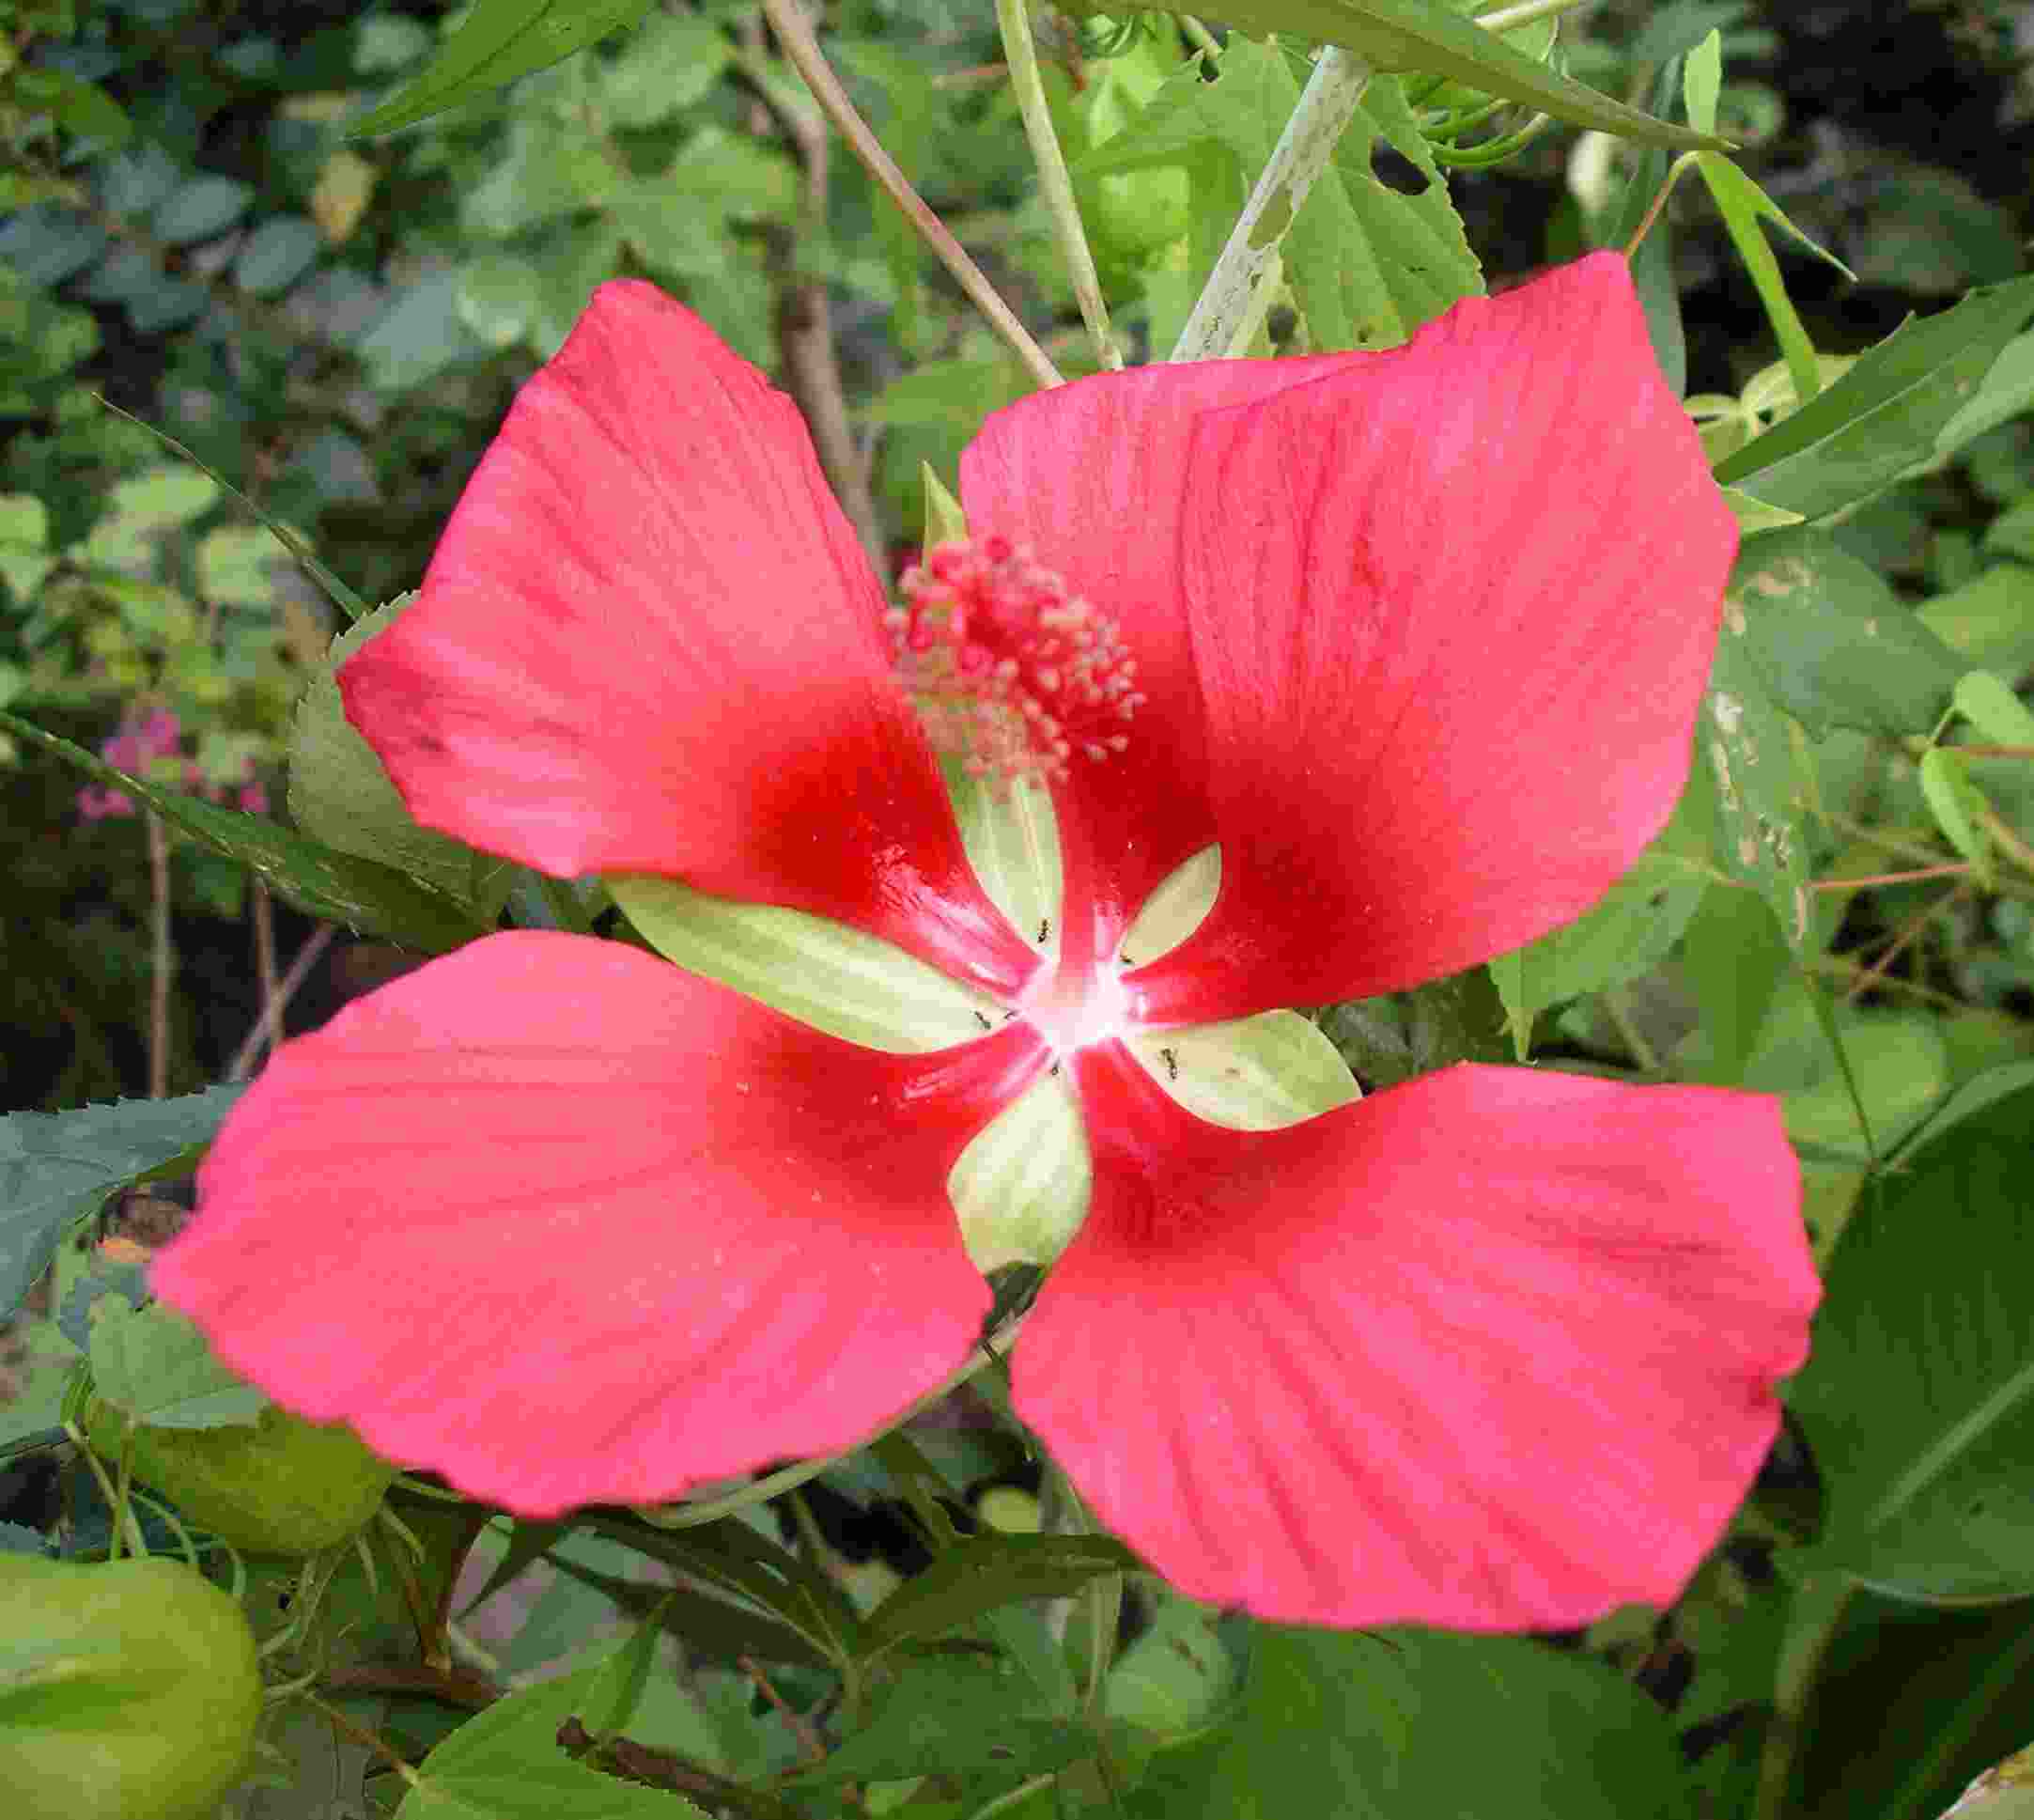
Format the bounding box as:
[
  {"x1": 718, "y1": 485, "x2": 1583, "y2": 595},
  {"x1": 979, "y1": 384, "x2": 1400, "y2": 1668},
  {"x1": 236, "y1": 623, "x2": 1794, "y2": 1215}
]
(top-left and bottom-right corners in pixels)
[{"x1": 154, "y1": 254, "x2": 1820, "y2": 1630}]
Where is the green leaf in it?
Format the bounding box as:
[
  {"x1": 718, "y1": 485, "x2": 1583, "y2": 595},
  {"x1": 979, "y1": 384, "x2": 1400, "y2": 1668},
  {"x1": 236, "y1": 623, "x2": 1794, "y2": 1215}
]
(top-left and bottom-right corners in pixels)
[
  {"x1": 393, "y1": 1658, "x2": 709, "y2": 1818},
  {"x1": 863, "y1": 1533, "x2": 1144, "y2": 1651},
  {"x1": 1716, "y1": 276, "x2": 2034, "y2": 520},
  {"x1": 1694, "y1": 153, "x2": 1848, "y2": 411},
  {"x1": 599, "y1": 10, "x2": 729, "y2": 126},
  {"x1": 351, "y1": 0, "x2": 656, "y2": 137},
  {"x1": 1128, "y1": 1625, "x2": 1693, "y2": 1818},
  {"x1": 1920, "y1": 564, "x2": 2034, "y2": 677},
  {"x1": 1937, "y1": 328, "x2": 2034, "y2": 452},
  {"x1": 1682, "y1": 28, "x2": 1720, "y2": 136},
  {"x1": 232, "y1": 215, "x2": 322, "y2": 296},
  {"x1": 1159, "y1": 0, "x2": 1724, "y2": 149},
  {"x1": 0, "y1": 1555, "x2": 263, "y2": 1820},
  {"x1": 150, "y1": 176, "x2": 253, "y2": 245},
  {"x1": 788, "y1": 1650, "x2": 1104, "y2": 1786},
  {"x1": 1790, "y1": 1087, "x2": 2034, "y2": 1603},
  {"x1": 1080, "y1": 42, "x2": 1482, "y2": 351},
  {"x1": 10, "y1": 67, "x2": 132, "y2": 146},
  {"x1": 1490, "y1": 788, "x2": 1710, "y2": 1055},
  {"x1": 0, "y1": 1085, "x2": 242, "y2": 1322},
  {"x1": 608, "y1": 874, "x2": 995, "y2": 1052},
  {"x1": 1954, "y1": 670, "x2": 2034, "y2": 748},
  {"x1": 1697, "y1": 599, "x2": 1813, "y2": 950},
  {"x1": 2, "y1": 711, "x2": 489, "y2": 952},
  {"x1": 1727, "y1": 526, "x2": 1964, "y2": 738},
  {"x1": 356, "y1": 269, "x2": 483, "y2": 391},
  {"x1": 1919, "y1": 747, "x2": 1994, "y2": 889},
  {"x1": 289, "y1": 595, "x2": 515, "y2": 921},
  {"x1": 1105, "y1": 1595, "x2": 1239, "y2": 1734},
  {"x1": 85, "y1": 1299, "x2": 269, "y2": 1430}
]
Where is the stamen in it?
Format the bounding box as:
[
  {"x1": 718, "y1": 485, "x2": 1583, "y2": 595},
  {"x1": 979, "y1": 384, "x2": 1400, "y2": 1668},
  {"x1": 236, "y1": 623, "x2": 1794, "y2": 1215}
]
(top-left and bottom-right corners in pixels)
[{"x1": 888, "y1": 537, "x2": 1143, "y2": 786}]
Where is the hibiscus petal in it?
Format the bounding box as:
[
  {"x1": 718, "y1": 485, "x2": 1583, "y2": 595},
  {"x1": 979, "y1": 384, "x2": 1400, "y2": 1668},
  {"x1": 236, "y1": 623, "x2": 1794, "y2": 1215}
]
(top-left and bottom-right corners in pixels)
[
  {"x1": 960, "y1": 352, "x2": 1359, "y2": 969},
  {"x1": 152, "y1": 932, "x2": 1044, "y2": 1516},
  {"x1": 1018, "y1": 1047, "x2": 1817, "y2": 1629},
  {"x1": 342, "y1": 282, "x2": 1034, "y2": 997},
  {"x1": 1129, "y1": 253, "x2": 1737, "y2": 1023}
]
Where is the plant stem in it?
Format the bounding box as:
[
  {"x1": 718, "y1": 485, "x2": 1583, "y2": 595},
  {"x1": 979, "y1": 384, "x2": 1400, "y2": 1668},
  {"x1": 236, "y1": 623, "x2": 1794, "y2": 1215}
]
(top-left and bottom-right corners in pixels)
[
  {"x1": 759, "y1": 0, "x2": 1064, "y2": 391},
  {"x1": 1473, "y1": 0, "x2": 1592, "y2": 33},
  {"x1": 229, "y1": 924, "x2": 334, "y2": 1080},
  {"x1": 994, "y1": 0, "x2": 1120, "y2": 372},
  {"x1": 146, "y1": 810, "x2": 171, "y2": 1098},
  {"x1": 1172, "y1": 46, "x2": 1373, "y2": 361}
]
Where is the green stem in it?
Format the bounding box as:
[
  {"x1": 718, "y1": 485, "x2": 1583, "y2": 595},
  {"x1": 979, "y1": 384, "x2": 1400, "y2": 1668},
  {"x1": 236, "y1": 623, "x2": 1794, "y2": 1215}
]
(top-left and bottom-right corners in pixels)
[
  {"x1": 1473, "y1": 0, "x2": 1591, "y2": 32},
  {"x1": 994, "y1": 0, "x2": 1120, "y2": 372},
  {"x1": 1752, "y1": 1574, "x2": 1855, "y2": 1820},
  {"x1": 1172, "y1": 47, "x2": 1373, "y2": 361}
]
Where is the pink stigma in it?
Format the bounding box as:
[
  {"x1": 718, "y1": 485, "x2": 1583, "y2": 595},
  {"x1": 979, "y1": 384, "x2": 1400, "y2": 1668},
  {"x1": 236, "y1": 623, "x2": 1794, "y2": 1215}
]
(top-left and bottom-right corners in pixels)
[{"x1": 889, "y1": 537, "x2": 1142, "y2": 784}]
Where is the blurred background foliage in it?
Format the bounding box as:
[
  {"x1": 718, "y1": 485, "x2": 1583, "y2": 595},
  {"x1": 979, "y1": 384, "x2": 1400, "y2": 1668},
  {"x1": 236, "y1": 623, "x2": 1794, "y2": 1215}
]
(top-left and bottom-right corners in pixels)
[{"x1": 2, "y1": 0, "x2": 2033, "y2": 1119}]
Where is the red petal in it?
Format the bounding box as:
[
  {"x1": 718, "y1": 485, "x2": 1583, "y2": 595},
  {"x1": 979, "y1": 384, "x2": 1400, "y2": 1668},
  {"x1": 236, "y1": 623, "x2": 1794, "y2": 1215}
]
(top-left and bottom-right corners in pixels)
[
  {"x1": 960, "y1": 352, "x2": 1358, "y2": 971},
  {"x1": 1017, "y1": 1047, "x2": 1816, "y2": 1629},
  {"x1": 343, "y1": 282, "x2": 1034, "y2": 997},
  {"x1": 1130, "y1": 254, "x2": 1737, "y2": 1023},
  {"x1": 153, "y1": 933, "x2": 1044, "y2": 1515}
]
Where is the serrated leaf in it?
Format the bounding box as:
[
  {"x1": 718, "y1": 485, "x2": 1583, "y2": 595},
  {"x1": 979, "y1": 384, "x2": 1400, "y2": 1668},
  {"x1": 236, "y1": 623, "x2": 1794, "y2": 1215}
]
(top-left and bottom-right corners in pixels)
[
  {"x1": 3, "y1": 711, "x2": 488, "y2": 951},
  {"x1": 1716, "y1": 276, "x2": 2034, "y2": 520},
  {"x1": 350, "y1": 0, "x2": 655, "y2": 138},
  {"x1": 863, "y1": 1533, "x2": 1143, "y2": 1650},
  {"x1": 0, "y1": 1085, "x2": 242, "y2": 1322},
  {"x1": 1727, "y1": 526, "x2": 1964, "y2": 738},
  {"x1": 1080, "y1": 43, "x2": 1481, "y2": 351},
  {"x1": 1164, "y1": 0, "x2": 1723, "y2": 148},
  {"x1": 85, "y1": 1299, "x2": 271, "y2": 1431},
  {"x1": 289, "y1": 595, "x2": 515, "y2": 920},
  {"x1": 394, "y1": 1658, "x2": 709, "y2": 1818},
  {"x1": 1789, "y1": 1087, "x2": 2034, "y2": 1604}
]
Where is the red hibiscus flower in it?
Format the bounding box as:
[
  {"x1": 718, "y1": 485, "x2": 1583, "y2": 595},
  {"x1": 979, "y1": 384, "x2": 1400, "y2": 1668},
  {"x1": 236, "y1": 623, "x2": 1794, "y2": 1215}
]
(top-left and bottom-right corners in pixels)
[{"x1": 154, "y1": 253, "x2": 1819, "y2": 1630}]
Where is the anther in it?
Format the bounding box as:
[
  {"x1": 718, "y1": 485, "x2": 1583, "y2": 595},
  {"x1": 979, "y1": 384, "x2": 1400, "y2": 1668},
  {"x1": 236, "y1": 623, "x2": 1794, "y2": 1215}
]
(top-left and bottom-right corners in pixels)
[{"x1": 888, "y1": 538, "x2": 1139, "y2": 786}]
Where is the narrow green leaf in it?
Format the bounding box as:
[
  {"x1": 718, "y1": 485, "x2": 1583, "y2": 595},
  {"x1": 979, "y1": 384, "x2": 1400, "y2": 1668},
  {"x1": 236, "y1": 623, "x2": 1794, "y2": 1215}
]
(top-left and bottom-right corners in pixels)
[
  {"x1": 1694, "y1": 154, "x2": 1848, "y2": 410},
  {"x1": 350, "y1": 0, "x2": 655, "y2": 138},
  {"x1": 1169, "y1": 0, "x2": 1727, "y2": 150},
  {"x1": 1682, "y1": 29, "x2": 1721, "y2": 136},
  {"x1": 1790, "y1": 1086, "x2": 2034, "y2": 1604},
  {"x1": 1716, "y1": 276, "x2": 2034, "y2": 521},
  {"x1": 1919, "y1": 748, "x2": 1994, "y2": 888},
  {"x1": 0, "y1": 1085, "x2": 243, "y2": 1321},
  {"x1": 863, "y1": 1532, "x2": 1144, "y2": 1649},
  {"x1": 2, "y1": 711, "x2": 488, "y2": 952}
]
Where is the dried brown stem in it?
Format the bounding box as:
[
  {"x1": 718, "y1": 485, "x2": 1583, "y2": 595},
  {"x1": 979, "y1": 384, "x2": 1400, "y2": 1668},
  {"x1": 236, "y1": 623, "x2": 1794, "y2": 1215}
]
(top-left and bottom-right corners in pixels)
[{"x1": 758, "y1": 0, "x2": 1063, "y2": 392}]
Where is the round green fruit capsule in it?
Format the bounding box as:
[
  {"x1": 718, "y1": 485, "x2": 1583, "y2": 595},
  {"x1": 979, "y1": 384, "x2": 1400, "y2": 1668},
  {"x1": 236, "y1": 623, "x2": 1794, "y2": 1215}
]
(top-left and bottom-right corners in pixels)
[
  {"x1": 85, "y1": 1397, "x2": 399, "y2": 1555},
  {"x1": 0, "y1": 1553, "x2": 263, "y2": 1820}
]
